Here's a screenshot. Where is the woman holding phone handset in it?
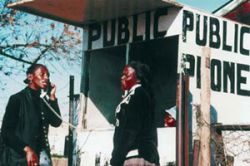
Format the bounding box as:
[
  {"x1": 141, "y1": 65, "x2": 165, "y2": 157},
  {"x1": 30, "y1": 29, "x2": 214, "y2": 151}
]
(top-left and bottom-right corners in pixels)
[{"x1": 1, "y1": 64, "x2": 62, "y2": 166}]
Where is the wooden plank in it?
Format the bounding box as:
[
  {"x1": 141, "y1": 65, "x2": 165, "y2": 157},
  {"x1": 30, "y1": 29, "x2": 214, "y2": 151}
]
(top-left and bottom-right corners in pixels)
[
  {"x1": 198, "y1": 47, "x2": 211, "y2": 166},
  {"x1": 214, "y1": 124, "x2": 250, "y2": 131},
  {"x1": 192, "y1": 140, "x2": 200, "y2": 166}
]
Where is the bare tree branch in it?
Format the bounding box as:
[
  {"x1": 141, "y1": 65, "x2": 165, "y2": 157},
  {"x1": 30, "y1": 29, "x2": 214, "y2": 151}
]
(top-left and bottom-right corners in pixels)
[
  {"x1": 0, "y1": 49, "x2": 33, "y2": 64},
  {"x1": 33, "y1": 47, "x2": 49, "y2": 64}
]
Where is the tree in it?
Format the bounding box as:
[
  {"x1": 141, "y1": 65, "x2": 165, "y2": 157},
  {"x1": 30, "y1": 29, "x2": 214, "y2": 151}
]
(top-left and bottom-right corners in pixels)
[
  {"x1": 0, "y1": 0, "x2": 82, "y2": 78},
  {"x1": 0, "y1": 0, "x2": 82, "y2": 124}
]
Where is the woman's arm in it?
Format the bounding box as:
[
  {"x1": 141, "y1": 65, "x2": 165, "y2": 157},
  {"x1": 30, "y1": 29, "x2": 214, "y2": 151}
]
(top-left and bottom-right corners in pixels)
[
  {"x1": 111, "y1": 88, "x2": 149, "y2": 165},
  {"x1": 1, "y1": 95, "x2": 27, "y2": 155}
]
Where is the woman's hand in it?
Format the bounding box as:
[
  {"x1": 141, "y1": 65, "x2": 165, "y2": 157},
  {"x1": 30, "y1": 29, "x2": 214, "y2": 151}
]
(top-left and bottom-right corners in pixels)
[
  {"x1": 49, "y1": 83, "x2": 57, "y2": 101},
  {"x1": 24, "y1": 146, "x2": 39, "y2": 166}
]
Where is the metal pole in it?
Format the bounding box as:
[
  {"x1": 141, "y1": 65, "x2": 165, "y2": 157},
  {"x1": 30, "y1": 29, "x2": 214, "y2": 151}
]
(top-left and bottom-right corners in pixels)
[
  {"x1": 177, "y1": 74, "x2": 190, "y2": 166},
  {"x1": 177, "y1": 74, "x2": 184, "y2": 166},
  {"x1": 68, "y1": 75, "x2": 74, "y2": 166}
]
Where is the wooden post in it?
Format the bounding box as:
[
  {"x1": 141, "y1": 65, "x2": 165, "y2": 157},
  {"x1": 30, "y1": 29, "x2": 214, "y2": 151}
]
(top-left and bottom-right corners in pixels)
[
  {"x1": 213, "y1": 125, "x2": 226, "y2": 166},
  {"x1": 176, "y1": 75, "x2": 190, "y2": 166},
  {"x1": 226, "y1": 155, "x2": 234, "y2": 166},
  {"x1": 198, "y1": 47, "x2": 211, "y2": 166},
  {"x1": 193, "y1": 140, "x2": 200, "y2": 166}
]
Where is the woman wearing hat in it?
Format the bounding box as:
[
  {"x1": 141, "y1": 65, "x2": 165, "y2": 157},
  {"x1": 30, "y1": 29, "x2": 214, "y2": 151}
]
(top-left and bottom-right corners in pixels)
[{"x1": 110, "y1": 61, "x2": 159, "y2": 166}]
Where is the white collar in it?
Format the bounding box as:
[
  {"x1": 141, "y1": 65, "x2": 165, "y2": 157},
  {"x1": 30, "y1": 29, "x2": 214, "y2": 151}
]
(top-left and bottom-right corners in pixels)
[
  {"x1": 123, "y1": 84, "x2": 141, "y2": 97},
  {"x1": 129, "y1": 84, "x2": 141, "y2": 93},
  {"x1": 116, "y1": 84, "x2": 141, "y2": 114}
]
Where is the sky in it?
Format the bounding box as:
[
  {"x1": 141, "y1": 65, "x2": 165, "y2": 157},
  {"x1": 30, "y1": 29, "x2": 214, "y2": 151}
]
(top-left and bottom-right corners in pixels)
[{"x1": 177, "y1": 0, "x2": 230, "y2": 12}]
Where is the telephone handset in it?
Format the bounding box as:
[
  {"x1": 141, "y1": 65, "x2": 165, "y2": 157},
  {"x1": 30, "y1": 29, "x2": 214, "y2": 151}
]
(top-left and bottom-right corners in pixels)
[
  {"x1": 45, "y1": 80, "x2": 52, "y2": 95},
  {"x1": 40, "y1": 80, "x2": 52, "y2": 99}
]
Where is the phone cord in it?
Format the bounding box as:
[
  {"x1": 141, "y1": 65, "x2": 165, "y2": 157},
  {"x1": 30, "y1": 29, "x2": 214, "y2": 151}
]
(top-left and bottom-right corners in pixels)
[{"x1": 41, "y1": 97, "x2": 77, "y2": 129}]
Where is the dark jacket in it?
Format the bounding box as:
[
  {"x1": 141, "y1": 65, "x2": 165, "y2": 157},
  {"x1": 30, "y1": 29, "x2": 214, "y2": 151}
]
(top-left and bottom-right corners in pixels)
[
  {"x1": 110, "y1": 85, "x2": 159, "y2": 166},
  {"x1": 1, "y1": 87, "x2": 62, "y2": 163}
]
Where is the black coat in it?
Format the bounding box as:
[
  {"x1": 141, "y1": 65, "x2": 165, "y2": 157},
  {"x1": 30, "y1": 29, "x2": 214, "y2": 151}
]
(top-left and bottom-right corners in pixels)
[
  {"x1": 110, "y1": 85, "x2": 159, "y2": 166},
  {"x1": 1, "y1": 87, "x2": 62, "y2": 162}
]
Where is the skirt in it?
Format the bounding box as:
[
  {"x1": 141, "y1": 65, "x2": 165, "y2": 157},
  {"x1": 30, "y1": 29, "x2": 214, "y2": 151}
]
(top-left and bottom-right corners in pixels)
[{"x1": 123, "y1": 158, "x2": 157, "y2": 166}]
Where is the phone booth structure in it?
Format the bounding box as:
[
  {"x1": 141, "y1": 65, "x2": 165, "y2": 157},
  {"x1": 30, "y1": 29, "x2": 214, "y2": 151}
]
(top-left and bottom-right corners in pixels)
[{"x1": 8, "y1": 0, "x2": 250, "y2": 166}]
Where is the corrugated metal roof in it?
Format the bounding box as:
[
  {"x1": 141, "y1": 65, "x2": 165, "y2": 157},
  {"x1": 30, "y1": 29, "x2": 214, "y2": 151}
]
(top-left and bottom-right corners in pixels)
[
  {"x1": 213, "y1": 0, "x2": 250, "y2": 25},
  {"x1": 8, "y1": 0, "x2": 183, "y2": 27}
]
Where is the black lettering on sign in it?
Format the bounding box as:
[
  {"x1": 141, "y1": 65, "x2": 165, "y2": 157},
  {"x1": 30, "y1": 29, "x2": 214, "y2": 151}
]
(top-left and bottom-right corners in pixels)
[
  {"x1": 88, "y1": 7, "x2": 171, "y2": 49},
  {"x1": 237, "y1": 64, "x2": 250, "y2": 96},
  {"x1": 234, "y1": 24, "x2": 239, "y2": 53},
  {"x1": 183, "y1": 53, "x2": 195, "y2": 76},
  {"x1": 196, "y1": 14, "x2": 207, "y2": 46},
  {"x1": 88, "y1": 23, "x2": 101, "y2": 49},
  {"x1": 222, "y1": 21, "x2": 232, "y2": 52},
  {"x1": 223, "y1": 61, "x2": 235, "y2": 94},
  {"x1": 103, "y1": 19, "x2": 116, "y2": 47},
  {"x1": 209, "y1": 17, "x2": 220, "y2": 49},
  {"x1": 211, "y1": 59, "x2": 222, "y2": 92},
  {"x1": 118, "y1": 17, "x2": 130, "y2": 45},
  {"x1": 182, "y1": 10, "x2": 194, "y2": 42},
  {"x1": 240, "y1": 26, "x2": 250, "y2": 56},
  {"x1": 182, "y1": 52, "x2": 250, "y2": 97},
  {"x1": 196, "y1": 56, "x2": 201, "y2": 89},
  {"x1": 154, "y1": 8, "x2": 168, "y2": 38}
]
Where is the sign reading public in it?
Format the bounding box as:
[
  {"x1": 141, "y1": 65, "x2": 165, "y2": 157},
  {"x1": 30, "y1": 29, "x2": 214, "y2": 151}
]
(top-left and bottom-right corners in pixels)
[
  {"x1": 181, "y1": 8, "x2": 250, "y2": 124},
  {"x1": 87, "y1": 8, "x2": 178, "y2": 49},
  {"x1": 86, "y1": 6, "x2": 250, "y2": 124}
]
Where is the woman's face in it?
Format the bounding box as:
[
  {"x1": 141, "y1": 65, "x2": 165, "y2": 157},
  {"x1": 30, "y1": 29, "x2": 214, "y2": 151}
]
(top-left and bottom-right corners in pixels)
[
  {"x1": 121, "y1": 66, "x2": 138, "y2": 91},
  {"x1": 28, "y1": 66, "x2": 50, "y2": 90}
]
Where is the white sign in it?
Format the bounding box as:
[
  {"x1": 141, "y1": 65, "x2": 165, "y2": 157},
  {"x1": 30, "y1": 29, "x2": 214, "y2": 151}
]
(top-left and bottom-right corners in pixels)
[
  {"x1": 87, "y1": 7, "x2": 180, "y2": 50},
  {"x1": 180, "y1": 8, "x2": 250, "y2": 124}
]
